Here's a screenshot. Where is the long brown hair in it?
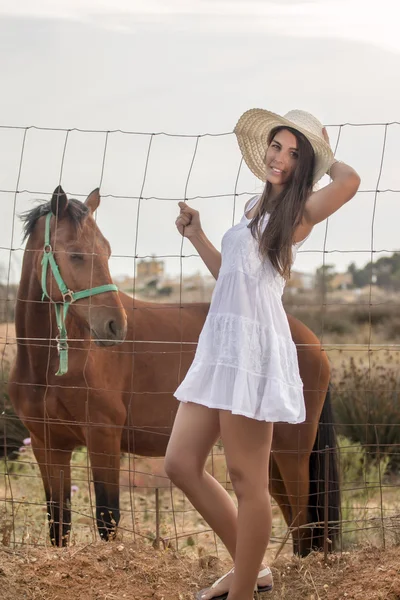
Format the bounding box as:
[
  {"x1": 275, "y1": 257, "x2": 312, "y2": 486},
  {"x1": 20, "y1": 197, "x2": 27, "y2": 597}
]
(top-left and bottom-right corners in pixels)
[{"x1": 249, "y1": 126, "x2": 315, "y2": 279}]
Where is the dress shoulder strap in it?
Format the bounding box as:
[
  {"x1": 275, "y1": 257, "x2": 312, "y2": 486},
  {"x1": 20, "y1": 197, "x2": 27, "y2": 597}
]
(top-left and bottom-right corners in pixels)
[{"x1": 244, "y1": 195, "x2": 260, "y2": 215}]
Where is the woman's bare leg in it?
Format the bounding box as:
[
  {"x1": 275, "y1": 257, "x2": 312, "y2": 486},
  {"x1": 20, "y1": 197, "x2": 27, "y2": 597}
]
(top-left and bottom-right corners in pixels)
[
  {"x1": 165, "y1": 404, "x2": 272, "y2": 599},
  {"x1": 219, "y1": 412, "x2": 273, "y2": 600},
  {"x1": 165, "y1": 402, "x2": 238, "y2": 557}
]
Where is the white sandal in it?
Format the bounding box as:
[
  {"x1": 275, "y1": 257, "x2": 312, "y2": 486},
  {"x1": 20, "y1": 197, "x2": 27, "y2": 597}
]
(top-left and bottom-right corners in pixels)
[
  {"x1": 195, "y1": 566, "x2": 273, "y2": 600},
  {"x1": 254, "y1": 567, "x2": 274, "y2": 597}
]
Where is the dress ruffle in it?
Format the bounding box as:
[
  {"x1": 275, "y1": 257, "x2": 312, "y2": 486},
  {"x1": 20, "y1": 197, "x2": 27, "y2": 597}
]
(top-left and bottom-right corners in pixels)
[{"x1": 174, "y1": 195, "x2": 306, "y2": 424}]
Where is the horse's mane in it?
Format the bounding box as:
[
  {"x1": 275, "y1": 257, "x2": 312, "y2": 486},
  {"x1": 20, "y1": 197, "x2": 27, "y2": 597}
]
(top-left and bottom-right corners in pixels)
[{"x1": 21, "y1": 199, "x2": 89, "y2": 242}]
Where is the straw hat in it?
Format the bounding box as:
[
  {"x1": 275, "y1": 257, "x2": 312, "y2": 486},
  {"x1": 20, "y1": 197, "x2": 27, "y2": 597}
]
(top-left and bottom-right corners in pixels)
[{"x1": 234, "y1": 108, "x2": 335, "y2": 185}]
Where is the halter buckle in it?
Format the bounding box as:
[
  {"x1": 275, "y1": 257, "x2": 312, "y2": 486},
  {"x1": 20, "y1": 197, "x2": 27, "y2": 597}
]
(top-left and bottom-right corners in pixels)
[
  {"x1": 62, "y1": 290, "x2": 75, "y2": 304},
  {"x1": 44, "y1": 244, "x2": 52, "y2": 254},
  {"x1": 55, "y1": 335, "x2": 68, "y2": 354}
]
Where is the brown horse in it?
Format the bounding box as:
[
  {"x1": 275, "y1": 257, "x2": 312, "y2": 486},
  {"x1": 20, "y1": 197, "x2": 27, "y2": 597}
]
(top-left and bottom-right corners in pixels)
[{"x1": 9, "y1": 186, "x2": 340, "y2": 556}]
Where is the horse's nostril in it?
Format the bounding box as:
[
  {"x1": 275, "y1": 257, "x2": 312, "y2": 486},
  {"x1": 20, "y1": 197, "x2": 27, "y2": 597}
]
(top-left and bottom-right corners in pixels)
[{"x1": 108, "y1": 320, "x2": 117, "y2": 336}]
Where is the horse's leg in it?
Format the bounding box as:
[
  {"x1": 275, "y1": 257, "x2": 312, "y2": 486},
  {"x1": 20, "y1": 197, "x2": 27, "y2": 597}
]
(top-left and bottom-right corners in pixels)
[
  {"x1": 272, "y1": 424, "x2": 315, "y2": 556},
  {"x1": 284, "y1": 314, "x2": 333, "y2": 555},
  {"x1": 275, "y1": 452, "x2": 311, "y2": 555},
  {"x1": 269, "y1": 454, "x2": 292, "y2": 529},
  {"x1": 31, "y1": 435, "x2": 73, "y2": 547},
  {"x1": 87, "y1": 427, "x2": 122, "y2": 541}
]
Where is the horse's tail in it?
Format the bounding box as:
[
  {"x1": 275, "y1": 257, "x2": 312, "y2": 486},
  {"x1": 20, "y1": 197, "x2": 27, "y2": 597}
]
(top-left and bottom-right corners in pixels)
[{"x1": 308, "y1": 385, "x2": 341, "y2": 552}]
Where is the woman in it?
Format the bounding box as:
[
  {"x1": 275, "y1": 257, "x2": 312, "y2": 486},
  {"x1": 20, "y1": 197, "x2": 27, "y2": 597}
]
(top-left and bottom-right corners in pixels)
[{"x1": 164, "y1": 108, "x2": 360, "y2": 600}]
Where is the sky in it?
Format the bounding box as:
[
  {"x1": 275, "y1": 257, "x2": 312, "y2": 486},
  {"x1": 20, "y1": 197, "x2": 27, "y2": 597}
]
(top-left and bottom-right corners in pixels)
[{"x1": 0, "y1": 0, "x2": 399, "y2": 284}]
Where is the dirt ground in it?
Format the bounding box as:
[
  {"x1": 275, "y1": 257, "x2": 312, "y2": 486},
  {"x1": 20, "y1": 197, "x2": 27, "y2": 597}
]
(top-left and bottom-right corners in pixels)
[{"x1": 0, "y1": 541, "x2": 400, "y2": 600}]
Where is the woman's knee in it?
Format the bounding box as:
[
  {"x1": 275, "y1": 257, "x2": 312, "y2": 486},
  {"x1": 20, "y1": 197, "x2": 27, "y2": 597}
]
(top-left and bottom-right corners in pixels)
[
  {"x1": 164, "y1": 447, "x2": 182, "y2": 483},
  {"x1": 164, "y1": 449, "x2": 202, "y2": 487},
  {"x1": 228, "y1": 465, "x2": 269, "y2": 500}
]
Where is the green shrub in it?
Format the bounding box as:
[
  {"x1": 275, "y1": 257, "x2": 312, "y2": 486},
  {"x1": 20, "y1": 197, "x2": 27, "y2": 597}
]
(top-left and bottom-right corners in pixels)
[
  {"x1": 332, "y1": 354, "x2": 400, "y2": 472},
  {"x1": 337, "y1": 435, "x2": 390, "y2": 549},
  {"x1": 338, "y1": 435, "x2": 390, "y2": 493}
]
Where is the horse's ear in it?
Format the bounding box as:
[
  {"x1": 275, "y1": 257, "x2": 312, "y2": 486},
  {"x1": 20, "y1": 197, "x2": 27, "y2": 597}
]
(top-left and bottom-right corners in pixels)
[
  {"x1": 50, "y1": 186, "x2": 69, "y2": 218},
  {"x1": 85, "y1": 188, "x2": 101, "y2": 214}
]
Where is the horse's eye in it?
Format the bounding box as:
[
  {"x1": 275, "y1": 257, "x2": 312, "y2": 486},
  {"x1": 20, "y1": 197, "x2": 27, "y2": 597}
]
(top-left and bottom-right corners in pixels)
[{"x1": 70, "y1": 253, "x2": 84, "y2": 261}]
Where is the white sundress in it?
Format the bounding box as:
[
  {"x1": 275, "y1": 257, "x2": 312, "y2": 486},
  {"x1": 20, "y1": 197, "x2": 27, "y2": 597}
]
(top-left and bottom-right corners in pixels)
[{"x1": 174, "y1": 195, "x2": 306, "y2": 424}]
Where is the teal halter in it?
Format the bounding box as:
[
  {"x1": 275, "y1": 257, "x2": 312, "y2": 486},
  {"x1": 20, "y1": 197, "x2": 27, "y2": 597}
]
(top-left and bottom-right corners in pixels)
[{"x1": 41, "y1": 212, "x2": 118, "y2": 376}]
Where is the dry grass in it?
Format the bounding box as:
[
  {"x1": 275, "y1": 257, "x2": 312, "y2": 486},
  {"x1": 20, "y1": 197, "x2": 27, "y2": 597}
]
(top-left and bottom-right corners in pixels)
[{"x1": 0, "y1": 445, "x2": 289, "y2": 560}]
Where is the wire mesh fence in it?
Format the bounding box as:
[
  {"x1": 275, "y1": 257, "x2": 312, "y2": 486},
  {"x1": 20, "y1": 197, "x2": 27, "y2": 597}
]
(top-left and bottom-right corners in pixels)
[{"x1": 1, "y1": 121, "x2": 400, "y2": 558}]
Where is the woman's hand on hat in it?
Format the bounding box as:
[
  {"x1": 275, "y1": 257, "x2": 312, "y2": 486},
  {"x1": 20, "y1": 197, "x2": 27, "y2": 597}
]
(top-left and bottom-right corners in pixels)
[{"x1": 176, "y1": 202, "x2": 203, "y2": 238}]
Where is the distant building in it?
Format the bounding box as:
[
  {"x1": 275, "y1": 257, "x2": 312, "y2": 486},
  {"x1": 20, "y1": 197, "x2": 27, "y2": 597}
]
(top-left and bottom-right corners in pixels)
[
  {"x1": 114, "y1": 274, "x2": 134, "y2": 291},
  {"x1": 113, "y1": 257, "x2": 165, "y2": 295},
  {"x1": 136, "y1": 257, "x2": 165, "y2": 281},
  {"x1": 286, "y1": 270, "x2": 315, "y2": 292},
  {"x1": 330, "y1": 272, "x2": 353, "y2": 290}
]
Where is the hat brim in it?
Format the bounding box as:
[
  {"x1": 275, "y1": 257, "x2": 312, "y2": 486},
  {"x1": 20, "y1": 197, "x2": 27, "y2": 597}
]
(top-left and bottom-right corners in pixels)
[{"x1": 234, "y1": 108, "x2": 335, "y2": 184}]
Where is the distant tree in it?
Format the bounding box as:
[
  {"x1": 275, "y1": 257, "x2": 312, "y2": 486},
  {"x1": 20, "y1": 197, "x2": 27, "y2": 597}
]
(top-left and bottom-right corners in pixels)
[
  {"x1": 347, "y1": 262, "x2": 371, "y2": 288},
  {"x1": 315, "y1": 264, "x2": 336, "y2": 295},
  {"x1": 347, "y1": 253, "x2": 400, "y2": 290}
]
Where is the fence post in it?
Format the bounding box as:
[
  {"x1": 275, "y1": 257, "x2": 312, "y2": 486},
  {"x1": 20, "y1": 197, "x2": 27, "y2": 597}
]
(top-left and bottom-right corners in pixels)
[
  {"x1": 59, "y1": 470, "x2": 64, "y2": 548},
  {"x1": 155, "y1": 487, "x2": 160, "y2": 549},
  {"x1": 375, "y1": 425, "x2": 386, "y2": 550},
  {"x1": 324, "y1": 445, "x2": 329, "y2": 562}
]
